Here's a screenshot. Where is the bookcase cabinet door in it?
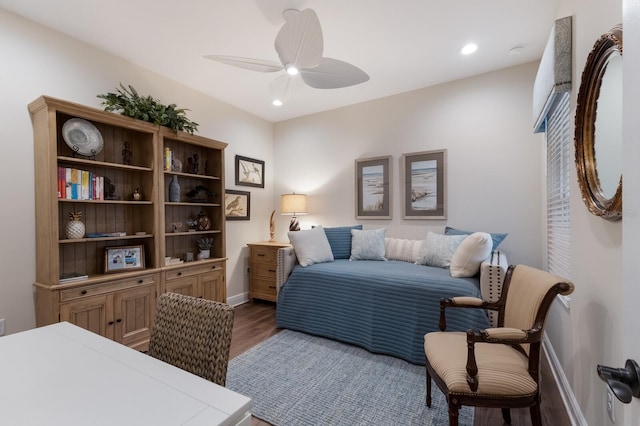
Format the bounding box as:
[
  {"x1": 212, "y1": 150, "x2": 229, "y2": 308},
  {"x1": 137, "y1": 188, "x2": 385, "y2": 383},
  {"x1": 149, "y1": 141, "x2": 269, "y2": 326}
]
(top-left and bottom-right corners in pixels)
[{"x1": 60, "y1": 294, "x2": 113, "y2": 340}]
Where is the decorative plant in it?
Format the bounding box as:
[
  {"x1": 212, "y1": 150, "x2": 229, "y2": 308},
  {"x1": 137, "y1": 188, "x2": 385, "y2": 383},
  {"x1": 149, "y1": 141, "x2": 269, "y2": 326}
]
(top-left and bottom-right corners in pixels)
[
  {"x1": 97, "y1": 84, "x2": 199, "y2": 134},
  {"x1": 197, "y1": 237, "x2": 213, "y2": 251}
]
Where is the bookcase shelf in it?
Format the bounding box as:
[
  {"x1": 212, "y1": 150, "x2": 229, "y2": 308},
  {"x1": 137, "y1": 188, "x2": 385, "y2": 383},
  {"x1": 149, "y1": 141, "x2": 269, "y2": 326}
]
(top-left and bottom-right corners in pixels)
[{"x1": 30, "y1": 95, "x2": 228, "y2": 350}]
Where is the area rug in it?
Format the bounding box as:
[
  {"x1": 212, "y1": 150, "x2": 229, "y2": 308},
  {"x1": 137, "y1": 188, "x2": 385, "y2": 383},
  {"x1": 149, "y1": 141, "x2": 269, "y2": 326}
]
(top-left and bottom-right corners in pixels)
[{"x1": 227, "y1": 329, "x2": 473, "y2": 425}]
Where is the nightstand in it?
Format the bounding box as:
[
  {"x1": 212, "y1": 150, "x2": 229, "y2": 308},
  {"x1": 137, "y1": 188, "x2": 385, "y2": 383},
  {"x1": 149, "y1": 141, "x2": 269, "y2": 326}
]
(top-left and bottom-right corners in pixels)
[{"x1": 247, "y1": 241, "x2": 291, "y2": 302}]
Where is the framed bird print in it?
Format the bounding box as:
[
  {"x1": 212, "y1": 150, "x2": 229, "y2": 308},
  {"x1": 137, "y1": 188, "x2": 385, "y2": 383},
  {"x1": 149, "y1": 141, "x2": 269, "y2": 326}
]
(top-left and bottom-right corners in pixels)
[
  {"x1": 235, "y1": 155, "x2": 265, "y2": 188},
  {"x1": 225, "y1": 189, "x2": 250, "y2": 220}
]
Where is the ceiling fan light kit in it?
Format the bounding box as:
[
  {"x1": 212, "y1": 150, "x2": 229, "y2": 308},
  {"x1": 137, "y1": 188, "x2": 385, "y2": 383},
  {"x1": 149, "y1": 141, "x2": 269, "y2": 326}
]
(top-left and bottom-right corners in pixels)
[{"x1": 205, "y1": 8, "x2": 369, "y2": 106}]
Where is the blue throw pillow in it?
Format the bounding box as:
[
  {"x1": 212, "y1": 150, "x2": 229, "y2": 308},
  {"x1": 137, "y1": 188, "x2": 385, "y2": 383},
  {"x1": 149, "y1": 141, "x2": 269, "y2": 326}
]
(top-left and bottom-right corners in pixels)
[
  {"x1": 322, "y1": 225, "x2": 363, "y2": 259},
  {"x1": 444, "y1": 226, "x2": 507, "y2": 250}
]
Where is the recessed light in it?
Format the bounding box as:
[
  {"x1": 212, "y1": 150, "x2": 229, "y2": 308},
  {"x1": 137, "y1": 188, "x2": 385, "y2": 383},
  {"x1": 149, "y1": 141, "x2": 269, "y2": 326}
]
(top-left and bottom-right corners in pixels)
[
  {"x1": 460, "y1": 43, "x2": 478, "y2": 55},
  {"x1": 272, "y1": 99, "x2": 283, "y2": 106}
]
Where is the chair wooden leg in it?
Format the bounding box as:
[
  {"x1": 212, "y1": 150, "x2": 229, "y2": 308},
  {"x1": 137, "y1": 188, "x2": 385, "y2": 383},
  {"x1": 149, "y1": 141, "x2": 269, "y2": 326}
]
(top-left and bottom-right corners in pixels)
[
  {"x1": 448, "y1": 403, "x2": 459, "y2": 426},
  {"x1": 426, "y1": 370, "x2": 432, "y2": 407},
  {"x1": 501, "y1": 408, "x2": 511, "y2": 424},
  {"x1": 530, "y1": 403, "x2": 542, "y2": 426}
]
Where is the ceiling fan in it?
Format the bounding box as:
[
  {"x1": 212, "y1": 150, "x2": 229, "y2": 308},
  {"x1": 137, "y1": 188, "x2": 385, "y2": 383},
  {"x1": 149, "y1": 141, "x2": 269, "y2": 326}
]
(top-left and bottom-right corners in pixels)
[{"x1": 204, "y1": 8, "x2": 369, "y2": 106}]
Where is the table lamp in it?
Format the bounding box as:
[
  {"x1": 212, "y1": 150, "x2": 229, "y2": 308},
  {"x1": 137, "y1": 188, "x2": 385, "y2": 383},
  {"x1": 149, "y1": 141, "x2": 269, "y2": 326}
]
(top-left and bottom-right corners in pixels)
[{"x1": 281, "y1": 193, "x2": 307, "y2": 231}]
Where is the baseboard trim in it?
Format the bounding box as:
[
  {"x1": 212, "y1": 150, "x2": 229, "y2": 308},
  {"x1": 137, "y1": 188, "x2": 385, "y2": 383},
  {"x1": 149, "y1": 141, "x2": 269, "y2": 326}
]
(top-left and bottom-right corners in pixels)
[
  {"x1": 227, "y1": 292, "x2": 249, "y2": 307},
  {"x1": 543, "y1": 333, "x2": 587, "y2": 425}
]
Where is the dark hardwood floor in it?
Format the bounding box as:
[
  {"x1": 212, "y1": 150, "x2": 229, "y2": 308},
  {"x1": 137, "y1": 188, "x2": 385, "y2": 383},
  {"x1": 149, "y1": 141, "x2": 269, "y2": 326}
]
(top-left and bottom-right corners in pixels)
[{"x1": 229, "y1": 301, "x2": 571, "y2": 426}]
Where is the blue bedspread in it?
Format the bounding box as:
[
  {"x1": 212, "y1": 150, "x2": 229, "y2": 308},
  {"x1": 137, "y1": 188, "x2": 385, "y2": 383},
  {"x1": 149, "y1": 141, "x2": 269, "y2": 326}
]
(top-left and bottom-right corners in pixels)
[{"x1": 276, "y1": 259, "x2": 490, "y2": 365}]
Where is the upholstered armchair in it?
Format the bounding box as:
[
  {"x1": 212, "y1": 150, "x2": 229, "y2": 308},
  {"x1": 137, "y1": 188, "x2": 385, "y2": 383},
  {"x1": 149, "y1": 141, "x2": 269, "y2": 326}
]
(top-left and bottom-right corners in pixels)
[{"x1": 424, "y1": 264, "x2": 574, "y2": 426}]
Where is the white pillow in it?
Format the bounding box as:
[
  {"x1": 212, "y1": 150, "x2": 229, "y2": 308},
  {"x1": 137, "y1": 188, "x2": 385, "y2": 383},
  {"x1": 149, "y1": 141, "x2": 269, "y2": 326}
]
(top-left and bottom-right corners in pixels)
[
  {"x1": 287, "y1": 226, "x2": 334, "y2": 267},
  {"x1": 385, "y1": 238, "x2": 424, "y2": 263},
  {"x1": 450, "y1": 232, "x2": 493, "y2": 277},
  {"x1": 350, "y1": 228, "x2": 387, "y2": 261},
  {"x1": 417, "y1": 231, "x2": 466, "y2": 268}
]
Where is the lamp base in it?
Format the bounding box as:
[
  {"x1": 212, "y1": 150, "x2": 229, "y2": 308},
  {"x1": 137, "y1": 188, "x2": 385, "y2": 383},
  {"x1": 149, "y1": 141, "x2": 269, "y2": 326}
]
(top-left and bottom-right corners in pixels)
[{"x1": 289, "y1": 216, "x2": 300, "y2": 231}]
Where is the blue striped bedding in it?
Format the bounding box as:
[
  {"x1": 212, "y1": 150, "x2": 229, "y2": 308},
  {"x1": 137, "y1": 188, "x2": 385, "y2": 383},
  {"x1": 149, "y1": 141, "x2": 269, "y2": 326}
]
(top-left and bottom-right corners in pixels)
[{"x1": 276, "y1": 259, "x2": 490, "y2": 365}]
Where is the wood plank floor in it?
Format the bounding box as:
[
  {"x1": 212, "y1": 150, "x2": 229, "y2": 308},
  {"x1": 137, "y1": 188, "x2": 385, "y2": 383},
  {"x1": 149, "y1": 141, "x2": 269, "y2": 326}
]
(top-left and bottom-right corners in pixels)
[{"x1": 229, "y1": 301, "x2": 571, "y2": 426}]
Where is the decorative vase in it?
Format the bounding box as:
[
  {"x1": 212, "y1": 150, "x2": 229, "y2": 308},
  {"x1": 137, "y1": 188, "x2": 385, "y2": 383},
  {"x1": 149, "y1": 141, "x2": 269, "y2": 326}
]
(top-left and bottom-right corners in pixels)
[
  {"x1": 197, "y1": 249, "x2": 210, "y2": 260},
  {"x1": 65, "y1": 212, "x2": 85, "y2": 239},
  {"x1": 169, "y1": 175, "x2": 180, "y2": 202}
]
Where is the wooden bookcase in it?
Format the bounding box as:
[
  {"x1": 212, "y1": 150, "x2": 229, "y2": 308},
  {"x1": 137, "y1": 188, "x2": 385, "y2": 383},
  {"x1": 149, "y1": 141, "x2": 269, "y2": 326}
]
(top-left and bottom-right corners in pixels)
[{"x1": 29, "y1": 96, "x2": 227, "y2": 350}]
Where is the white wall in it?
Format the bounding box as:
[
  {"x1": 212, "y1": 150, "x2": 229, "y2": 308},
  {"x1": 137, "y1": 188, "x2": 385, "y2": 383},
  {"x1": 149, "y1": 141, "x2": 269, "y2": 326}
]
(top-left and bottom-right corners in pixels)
[
  {"x1": 540, "y1": 0, "x2": 625, "y2": 424},
  {"x1": 0, "y1": 8, "x2": 273, "y2": 333},
  {"x1": 273, "y1": 62, "x2": 543, "y2": 267},
  {"x1": 622, "y1": 0, "x2": 640, "y2": 423}
]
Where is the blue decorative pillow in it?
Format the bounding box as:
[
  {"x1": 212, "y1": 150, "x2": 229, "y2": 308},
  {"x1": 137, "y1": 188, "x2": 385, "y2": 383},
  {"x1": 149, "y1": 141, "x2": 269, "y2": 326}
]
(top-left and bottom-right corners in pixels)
[
  {"x1": 444, "y1": 226, "x2": 507, "y2": 250},
  {"x1": 350, "y1": 228, "x2": 387, "y2": 261},
  {"x1": 320, "y1": 225, "x2": 363, "y2": 259}
]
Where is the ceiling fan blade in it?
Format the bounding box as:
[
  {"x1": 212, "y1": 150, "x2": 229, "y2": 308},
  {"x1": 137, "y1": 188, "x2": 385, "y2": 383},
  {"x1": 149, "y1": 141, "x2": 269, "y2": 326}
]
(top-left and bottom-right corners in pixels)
[
  {"x1": 269, "y1": 74, "x2": 304, "y2": 104},
  {"x1": 300, "y1": 57, "x2": 370, "y2": 89},
  {"x1": 275, "y1": 9, "x2": 323, "y2": 69},
  {"x1": 203, "y1": 55, "x2": 283, "y2": 73}
]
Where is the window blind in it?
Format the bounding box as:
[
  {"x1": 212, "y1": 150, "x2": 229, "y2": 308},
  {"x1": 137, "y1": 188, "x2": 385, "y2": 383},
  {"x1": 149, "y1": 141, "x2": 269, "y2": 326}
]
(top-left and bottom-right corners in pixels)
[{"x1": 546, "y1": 93, "x2": 571, "y2": 281}]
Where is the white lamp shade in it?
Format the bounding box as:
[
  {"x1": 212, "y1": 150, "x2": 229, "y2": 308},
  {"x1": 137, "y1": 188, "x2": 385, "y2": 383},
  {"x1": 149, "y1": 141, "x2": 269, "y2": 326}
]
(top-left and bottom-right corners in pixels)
[{"x1": 280, "y1": 193, "x2": 308, "y2": 215}]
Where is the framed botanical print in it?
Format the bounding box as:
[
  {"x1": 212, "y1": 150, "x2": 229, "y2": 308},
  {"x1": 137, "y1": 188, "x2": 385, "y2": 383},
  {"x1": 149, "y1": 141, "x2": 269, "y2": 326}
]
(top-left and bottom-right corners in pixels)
[
  {"x1": 225, "y1": 189, "x2": 250, "y2": 220},
  {"x1": 401, "y1": 149, "x2": 447, "y2": 219},
  {"x1": 355, "y1": 155, "x2": 392, "y2": 219},
  {"x1": 235, "y1": 155, "x2": 265, "y2": 188}
]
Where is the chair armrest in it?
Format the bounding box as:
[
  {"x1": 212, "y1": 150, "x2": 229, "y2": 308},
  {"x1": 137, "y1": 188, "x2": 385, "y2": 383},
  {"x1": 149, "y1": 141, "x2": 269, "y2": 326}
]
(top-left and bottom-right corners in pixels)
[
  {"x1": 482, "y1": 327, "x2": 528, "y2": 342},
  {"x1": 480, "y1": 250, "x2": 509, "y2": 326},
  {"x1": 276, "y1": 247, "x2": 297, "y2": 293},
  {"x1": 438, "y1": 297, "x2": 502, "y2": 331}
]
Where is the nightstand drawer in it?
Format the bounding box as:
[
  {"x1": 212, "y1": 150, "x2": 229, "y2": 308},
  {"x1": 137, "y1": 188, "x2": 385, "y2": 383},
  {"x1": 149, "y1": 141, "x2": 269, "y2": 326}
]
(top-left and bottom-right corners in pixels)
[
  {"x1": 250, "y1": 245, "x2": 277, "y2": 262},
  {"x1": 252, "y1": 262, "x2": 277, "y2": 278},
  {"x1": 252, "y1": 278, "x2": 277, "y2": 294}
]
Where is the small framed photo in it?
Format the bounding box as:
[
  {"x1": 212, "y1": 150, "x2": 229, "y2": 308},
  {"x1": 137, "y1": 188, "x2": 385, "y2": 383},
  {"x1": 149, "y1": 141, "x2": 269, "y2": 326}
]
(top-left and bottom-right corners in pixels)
[
  {"x1": 355, "y1": 155, "x2": 392, "y2": 219},
  {"x1": 235, "y1": 155, "x2": 265, "y2": 188},
  {"x1": 401, "y1": 149, "x2": 447, "y2": 219},
  {"x1": 105, "y1": 245, "x2": 145, "y2": 273},
  {"x1": 225, "y1": 189, "x2": 251, "y2": 220}
]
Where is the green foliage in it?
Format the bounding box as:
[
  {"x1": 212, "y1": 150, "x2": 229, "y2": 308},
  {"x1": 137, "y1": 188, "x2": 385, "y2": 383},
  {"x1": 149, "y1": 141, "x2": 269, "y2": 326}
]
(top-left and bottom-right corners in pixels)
[
  {"x1": 197, "y1": 237, "x2": 213, "y2": 250},
  {"x1": 97, "y1": 84, "x2": 199, "y2": 134}
]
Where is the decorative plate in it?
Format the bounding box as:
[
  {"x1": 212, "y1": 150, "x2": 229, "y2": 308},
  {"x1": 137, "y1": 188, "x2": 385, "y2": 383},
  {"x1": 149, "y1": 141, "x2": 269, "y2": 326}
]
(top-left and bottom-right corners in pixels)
[{"x1": 62, "y1": 118, "x2": 104, "y2": 156}]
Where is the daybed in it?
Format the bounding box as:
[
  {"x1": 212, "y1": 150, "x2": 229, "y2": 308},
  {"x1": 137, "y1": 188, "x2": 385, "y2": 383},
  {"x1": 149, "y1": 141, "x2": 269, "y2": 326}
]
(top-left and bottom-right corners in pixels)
[{"x1": 275, "y1": 226, "x2": 509, "y2": 365}]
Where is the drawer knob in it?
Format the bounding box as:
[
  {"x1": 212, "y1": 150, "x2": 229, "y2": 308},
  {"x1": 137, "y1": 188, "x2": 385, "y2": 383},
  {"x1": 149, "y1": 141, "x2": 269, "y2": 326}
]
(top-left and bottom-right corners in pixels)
[
  {"x1": 138, "y1": 279, "x2": 143, "y2": 284},
  {"x1": 81, "y1": 290, "x2": 87, "y2": 295},
  {"x1": 177, "y1": 272, "x2": 182, "y2": 276},
  {"x1": 268, "y1": 269, "x2": 276, "y2": 273},
  {"x1": 116, "y1": 319, "x2": 122, "y2": 323},
  {"x1": 257, "y1": 253, "x2": 265, "y2": 257},
  {"x1": 269, "y1": 286, "x2": 276, "y2": 289},
  {"x1": 108, "y1": 321, "x2": 114, "y2": 325}
]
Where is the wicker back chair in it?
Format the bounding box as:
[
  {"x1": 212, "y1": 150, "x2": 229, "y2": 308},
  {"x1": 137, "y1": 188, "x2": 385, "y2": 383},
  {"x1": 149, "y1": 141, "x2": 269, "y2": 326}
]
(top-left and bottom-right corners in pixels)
[
  {"x1": 148, "y1": 292, "x2": 235, "y2": 386},
  {"x1": 424, "y1": 264, "x2": 574, "y2": 426}
]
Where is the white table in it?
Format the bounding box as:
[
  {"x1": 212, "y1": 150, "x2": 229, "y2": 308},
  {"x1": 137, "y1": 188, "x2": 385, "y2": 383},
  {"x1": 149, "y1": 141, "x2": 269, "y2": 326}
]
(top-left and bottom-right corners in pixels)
[{"x1": 0, "y1": 322, "x2": 251, "y2": 425}]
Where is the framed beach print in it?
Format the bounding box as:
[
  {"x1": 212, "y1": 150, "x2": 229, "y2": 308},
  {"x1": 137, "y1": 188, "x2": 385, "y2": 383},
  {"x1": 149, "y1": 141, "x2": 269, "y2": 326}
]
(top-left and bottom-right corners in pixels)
[
  {"x1": 235, "y1": 155, "x2": 265, "y2": 188},
  {"x1": 355, "y1": 155, "x2": 392, "y2": 219},
  {"x1": 401, "y1": 149, "x2": 447, "y2": 219},
  {"x1": 104, "y1": 245, "x2": 145, "y2": 273},
  {"x1": 225, "y1": 189, "x2": 250, "y2": 220}
]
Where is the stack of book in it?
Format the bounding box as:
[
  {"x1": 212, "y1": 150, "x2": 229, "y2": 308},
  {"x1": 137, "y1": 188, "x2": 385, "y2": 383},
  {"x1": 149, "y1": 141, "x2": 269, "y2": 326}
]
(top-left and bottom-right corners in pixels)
[{"x1": 57, "y1": 166, "x2": 104, "y2": 200}]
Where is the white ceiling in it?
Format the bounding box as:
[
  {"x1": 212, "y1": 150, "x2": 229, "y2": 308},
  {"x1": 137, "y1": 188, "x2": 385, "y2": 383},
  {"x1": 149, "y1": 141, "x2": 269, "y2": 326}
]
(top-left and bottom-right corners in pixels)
[{"x1": 0, "y1": 0, "x2": 558, "y2": 122}]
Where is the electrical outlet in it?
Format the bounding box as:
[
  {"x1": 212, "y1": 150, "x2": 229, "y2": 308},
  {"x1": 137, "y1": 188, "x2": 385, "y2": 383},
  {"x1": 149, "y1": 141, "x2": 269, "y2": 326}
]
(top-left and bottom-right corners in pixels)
[
  {"x1": 245, "y1": 266, "x2": 250, "y2": 274},
  {"x1": 0, "y1": 318, "x2": 5, "y2": 337},
  {"x1": 607, "y1": 388, "x2": 616, "y2": 423}
]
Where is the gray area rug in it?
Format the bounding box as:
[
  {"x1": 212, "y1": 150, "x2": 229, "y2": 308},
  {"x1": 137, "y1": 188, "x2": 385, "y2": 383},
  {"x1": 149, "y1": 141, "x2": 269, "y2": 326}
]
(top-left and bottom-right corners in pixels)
[{"x1": 227, "y1": 329, "x2": 473, "y2": 425}]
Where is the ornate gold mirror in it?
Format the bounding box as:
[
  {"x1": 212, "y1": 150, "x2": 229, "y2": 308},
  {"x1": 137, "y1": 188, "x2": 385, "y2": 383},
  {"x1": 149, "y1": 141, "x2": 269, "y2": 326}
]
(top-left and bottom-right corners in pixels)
[
  {"x1": 575, "y1": 26, "x2": 622, "y2": 220},
  {"x1": 575, "y1": 25, "x2": 623, "y2": 220}
]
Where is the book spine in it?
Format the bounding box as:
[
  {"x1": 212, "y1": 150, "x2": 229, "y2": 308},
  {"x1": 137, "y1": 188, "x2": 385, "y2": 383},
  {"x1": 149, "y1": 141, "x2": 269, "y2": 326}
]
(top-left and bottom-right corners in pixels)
[
  {"x1": 81, "y1": 170, "x2": 89, "y2": 200},
  {"x1": 65, "y1": 168, "x2": 72, "y2": 200},
  {"x1": 57, "y1": 166, "x2": 63, "y2": 199}
]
